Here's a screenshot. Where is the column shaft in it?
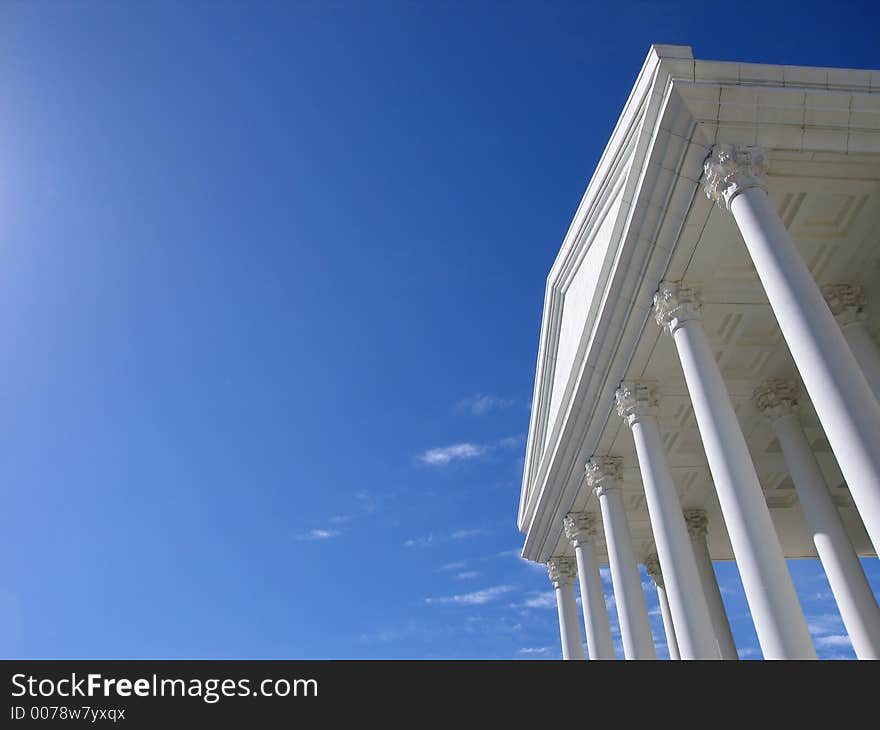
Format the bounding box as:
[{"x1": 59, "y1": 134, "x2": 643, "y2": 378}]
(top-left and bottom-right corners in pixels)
[
  {"x1": 729, "y1": 186, "x2": 880, "y2": 556},
  {"x1": 547, "y1": 557, "x2": 585, "y2": 661},
  {"x1": 655, "y1": 583, "x2": 680, "y2": 660},
  {"x1": 671, "y1": 318, "x2": 814, "y2": 658},
  {"x1": 686, "y1": 515, "x2": 739, "y2": 660},
  {"x1": 774, "y1": 413, "x2": 880, "y2": 659},
  {"x1": 573, "y1": 540, "x2": 616, "y2": 659},
  {"x1": 618, "y1": 392, "x2": 718, "y2": 659},
  {"x1": 554, "y1": 582, "x2": 586, "y2": 660},
  {"x1": 596, "y1": 486, "x2": 656, "y2": 659},
  {"x1": 840, "y1": 322, "x2": 880, "y2": 404}
]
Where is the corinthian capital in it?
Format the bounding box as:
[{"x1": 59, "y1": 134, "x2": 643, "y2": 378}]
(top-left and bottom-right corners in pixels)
[
  {"x1": 563, "y1": 512, "x2": 598, "y2": 545},
  {"x1": 584, "y1": 455, "x2": 623, "y2": 496},
  {"x1": 615, "y1": 381, "x2": 658, "y2": 428},
  {"x1": 822, "y1": 284, "x2": 865, "y2": 328},
  {"x1": 644, "y1": 552, "x2": 664, "y2": 588},
  {"x1": 547, "y1": 556, "x2": 577, "y2": 586},
  {"x1": 703, "y1": 144, "x2": 767, "y2": 210},
  {"x1": 654, "y1": 281, "x2": 703, "y2": 335},
  {"x1": 683, "y1": 508, "x2": 709, "y2": 540},
  {"x1": 753, "y1": 380, "x2": 799, "y2": 422}
]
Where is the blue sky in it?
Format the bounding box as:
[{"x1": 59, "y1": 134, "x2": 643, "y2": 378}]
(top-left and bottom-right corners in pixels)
[{"x1": 0, "y1": 1, "x2": 878, "y2": 660}]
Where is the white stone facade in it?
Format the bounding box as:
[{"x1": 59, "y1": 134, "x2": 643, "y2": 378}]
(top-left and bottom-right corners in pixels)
[{"x1": 518, "y1": 45, "x2": 880, "y2": 659}]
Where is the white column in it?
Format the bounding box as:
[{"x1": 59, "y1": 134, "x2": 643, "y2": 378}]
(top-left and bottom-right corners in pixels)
[
  {"x1": 654, "y1": 282, "x2": 815, "y2": 659},
  {"x1": 755, "y1": 381, "x2": 880, "y2": 659},
  {"x1": 615, "y1": 381, "x2": 720, "y2": 659},
  {"x1": 683, "y1": 509, "x2": 739, "y2": 660},
  {"x1": 704, "y1": 145, "x2": 880, "y2": 558},
  {"x1": 547, "y1": 556, "x2": 585, "y2": 661},
  {"x1": 587, "y1": 457, "x2": 656, "y2": 660},
  {"x1": 563, "y1": 512, "x2": 616, "y2": 659},
  {"x1": 644, "y1": 553, "x2": 680, "y2": 660},
  {"x1": 822, "y1": 284, "x2": 880, "y2": 403}
]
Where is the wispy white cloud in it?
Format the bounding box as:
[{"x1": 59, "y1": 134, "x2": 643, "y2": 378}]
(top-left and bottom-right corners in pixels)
[
  {"x1": 807, "y1": 613, "x2": 845, "y2": 637},
  {"x1": 517, "y1": 647, "x2": 551, "y2": 655},
  {"x1": 404, "y1": 534, "x2": 436, "y2": 548},
  {"x1": 294, "y1": 495, "x2": 377, "y2": 542},
  {"x1": 358, "y1": 621, "x2": 436, "y2": 644},
  {"x1": 815, "y1": 634, "x2": 852, "y2": 649},
  {"x1": 354, "y1": 490, "x2": 394, "y2": 514},
  {"x1": 417, "y1": 436, "x2": 524, "y2": 466},
  {"x1": 456, "y1": 394, "x2": 517, "y2": 416},
  {"x1": 296, "y1": 528, "x2": 341, "y2": 541},
  {"x1": 405, "y1": 528, "x2": 489, "y2": 548},
  {"x1": 497, "y1": 548, "x2": 546, "y2": 571},
  {"x1": 523, "y1": 591, "x2": 556, "y2": 609},
  {"x1": 426, "y1": 585, "x2": 515, "y2": 606},
  {"x1": 738, "y1": 646, "x2": 761, "y2": 658},
  {"x1": 523, "y1": 560, "x2": 547, "y2": 572},
  {"x1": 297, "y1": 510, "x2": 355, "y2": 541},
  {"x1": 418, "y1": 442, "x2": 487, "y2": 466},
  {"x1": 455, "y1": 571, "x2": 480, "y2": 580},
  {"x1": 299, "y1": 498, "x2": 385, "y2": 543},
  {"x1": 439, "y1": 561, "x2": 467, "y2": 572},
  {"x1": 806, "y1": 606, "x2": 855, "y2": 656},
  {"x1": 359, "y1": 627, "x2": 407, "y2": 643}
]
